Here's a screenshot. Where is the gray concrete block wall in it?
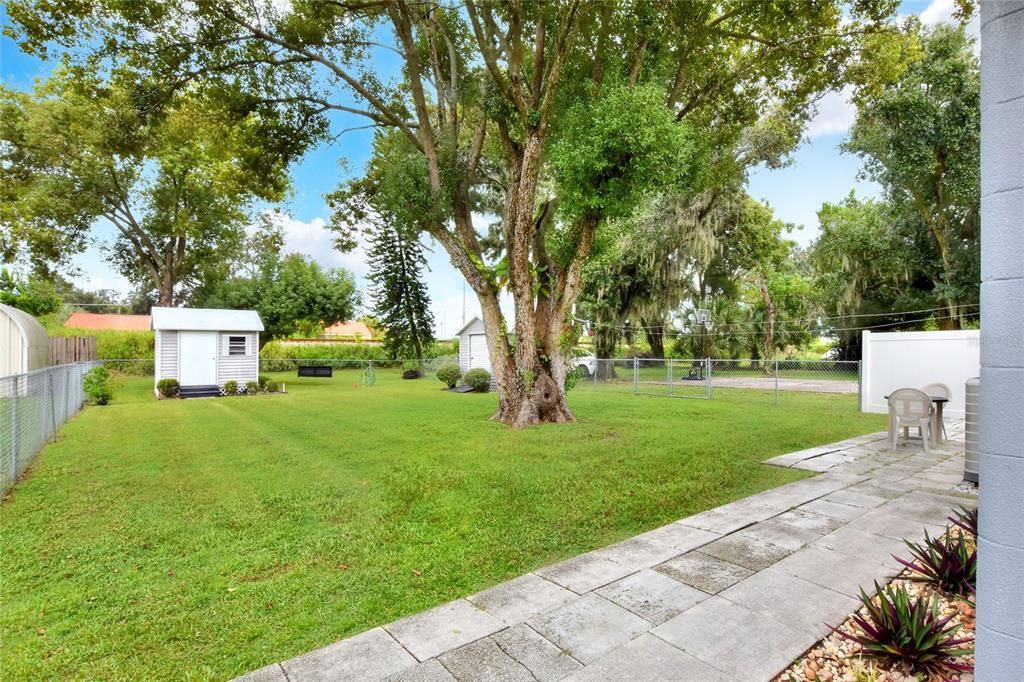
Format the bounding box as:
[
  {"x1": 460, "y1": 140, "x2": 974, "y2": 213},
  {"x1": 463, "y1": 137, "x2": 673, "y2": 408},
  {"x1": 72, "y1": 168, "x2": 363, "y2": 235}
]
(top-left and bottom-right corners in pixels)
[{"x1": 978, "y1": 1, "x2": 1024, "y2": 677}]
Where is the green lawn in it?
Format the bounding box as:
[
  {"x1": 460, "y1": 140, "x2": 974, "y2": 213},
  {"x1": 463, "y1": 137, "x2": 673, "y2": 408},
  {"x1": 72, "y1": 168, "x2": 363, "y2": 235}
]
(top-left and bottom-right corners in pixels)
[{"x1": 0, "y1": 371, "x2": 885, "y2": 680}]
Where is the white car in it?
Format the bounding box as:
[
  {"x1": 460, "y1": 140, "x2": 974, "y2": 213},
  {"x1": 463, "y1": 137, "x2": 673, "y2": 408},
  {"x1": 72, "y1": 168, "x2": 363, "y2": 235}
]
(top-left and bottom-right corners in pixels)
[{"x1": 572, "y1": 354, "x2": 597, "y2": 377}]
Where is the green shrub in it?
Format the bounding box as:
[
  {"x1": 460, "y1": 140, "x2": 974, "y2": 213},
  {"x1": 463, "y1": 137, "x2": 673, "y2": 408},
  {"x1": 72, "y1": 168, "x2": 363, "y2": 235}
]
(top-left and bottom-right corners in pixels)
[
  {"x1": 245, "y1": 381, "x2": 259, "y2": 395},
  {"x1": 258, "y1": 375, "x2": 270, "y2": 389},
  {"x1": 436, "y1": 362, "x2": 461, "y2": 389},
  {"x1": 53, "y1": 327, "x2": 155, "y2": 375},
  {"x1": 897, "y1": 528, "x2": 977, "y2": 597},
  {"x1": 837, "y1": 582, "x2": 971, "y2": 677},
  {"x1": 948, "y1": 506, "x2": 977, "y2": 538},
  {"x1": 265, "y1": 380, "x2": 279, "y2": 393},
  {"x1": 463, "y1": 368, "x2": 491, "y2": 392},
  {"x1": 223, "y1": 380, "x2": 238, "y2": 395},
  {"x1": 156, "y1": 378, "x2": 179, "y2": 398},
  {"x1": 83, "y1": 366, "x2": 113, "y2": 405}
]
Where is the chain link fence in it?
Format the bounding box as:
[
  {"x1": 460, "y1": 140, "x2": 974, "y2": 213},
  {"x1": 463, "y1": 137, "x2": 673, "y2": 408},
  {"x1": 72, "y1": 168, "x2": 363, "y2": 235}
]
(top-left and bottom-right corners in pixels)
[
  {"x1": 1, "y1": 363, "x2": 96, "y2": 494},
  {"x1": 574, "y1": 357, "x2": 859, "y2": 404}
]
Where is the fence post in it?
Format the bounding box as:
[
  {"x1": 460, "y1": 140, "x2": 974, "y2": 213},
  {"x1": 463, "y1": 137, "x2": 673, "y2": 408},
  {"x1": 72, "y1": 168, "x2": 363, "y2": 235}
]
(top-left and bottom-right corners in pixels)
[
  {"x1": 667, "y1": 358, "x2": 673, "y2": 396},
  {"x1": 633, "y1": 357, "x2": 639, "y2": 395},
  {"x1": 705, "y1": 357, "x2": 711, "y2": 399},
  {"x1": 10, "y1": 375, "x2": 19, "y2": 484},
  {"x1": 774, "y1": 360, "x2": 779, "y2": 405},
  {"x1": 48, "y1": 373, "x2": 58, "y2": 440}
]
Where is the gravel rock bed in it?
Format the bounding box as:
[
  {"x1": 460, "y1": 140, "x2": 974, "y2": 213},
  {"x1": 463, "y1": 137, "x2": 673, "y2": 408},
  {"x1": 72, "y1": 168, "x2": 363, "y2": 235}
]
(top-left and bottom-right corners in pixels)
[{"x1": 775, "y1": 532, "x2": 975, "y2": 682}]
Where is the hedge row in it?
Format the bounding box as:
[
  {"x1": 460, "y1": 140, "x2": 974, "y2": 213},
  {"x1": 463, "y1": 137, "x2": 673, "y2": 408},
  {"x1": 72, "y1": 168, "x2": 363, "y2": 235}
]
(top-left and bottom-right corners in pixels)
[
  {"x1": 50, "y1": 324, "x2": 458, "y2": 375},
  {"x1": 260, "y1": 339, "x2": 458, "y2": 370}
]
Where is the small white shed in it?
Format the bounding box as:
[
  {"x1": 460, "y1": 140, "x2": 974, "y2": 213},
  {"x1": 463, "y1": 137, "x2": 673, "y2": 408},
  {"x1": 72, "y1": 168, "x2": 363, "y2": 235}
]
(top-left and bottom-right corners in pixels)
[
  {"x1": 152, "y1": 307, "x2": 263, "y2": 397},
  {"x1": 456, "y1": 317, "x2": 491, "y2": 374},
  {"x1": 0, "y1": 303, "x2": 49, "y2": 377}
]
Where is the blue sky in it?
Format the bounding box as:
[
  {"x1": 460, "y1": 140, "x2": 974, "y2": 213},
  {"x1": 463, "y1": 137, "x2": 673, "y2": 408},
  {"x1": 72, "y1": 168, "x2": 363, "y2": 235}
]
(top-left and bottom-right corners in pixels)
[{"x1": 0, "y1": 0, "x2": 972, "y2": 337}]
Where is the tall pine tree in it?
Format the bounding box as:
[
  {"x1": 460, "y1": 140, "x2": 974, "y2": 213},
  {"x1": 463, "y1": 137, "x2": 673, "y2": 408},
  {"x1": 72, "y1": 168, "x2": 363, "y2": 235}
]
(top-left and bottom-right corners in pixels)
[{"x1": 366, "y1": 224, "x2": 435, "y2": 373}]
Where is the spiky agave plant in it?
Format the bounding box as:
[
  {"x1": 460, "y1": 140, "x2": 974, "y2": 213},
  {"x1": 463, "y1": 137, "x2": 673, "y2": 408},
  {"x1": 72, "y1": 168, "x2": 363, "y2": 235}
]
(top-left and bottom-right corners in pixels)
[
  {"x1": 948, "y1": 505, "x2": 978, "y2": 538},
  {"x1": 897, "y1": 528, "x2": 977, "y2": 597},
  {"x1": 836, "y1": 582, "x2": 972, "y2": 677}
]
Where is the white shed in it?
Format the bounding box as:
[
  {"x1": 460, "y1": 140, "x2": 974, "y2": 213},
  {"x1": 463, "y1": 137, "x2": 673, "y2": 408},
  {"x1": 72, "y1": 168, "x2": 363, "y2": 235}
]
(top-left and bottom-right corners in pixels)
[
  {"x1": 0, "y1": 303, "x2": 49, "y2": 377},
  {"x1": 456, "y1": 317, "x2": 491, "y2": 374},
  {"x1": 152, "y1": 307, "x2": 263, "y2": 397}
]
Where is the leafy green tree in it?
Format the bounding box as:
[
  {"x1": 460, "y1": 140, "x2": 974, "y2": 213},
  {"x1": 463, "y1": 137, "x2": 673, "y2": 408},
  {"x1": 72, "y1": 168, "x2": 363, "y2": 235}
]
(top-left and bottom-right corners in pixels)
[
  {"x1": 6, "y1": 0, "x2": 900, "y2": 425},
  {"x1": 810, "y1": 193, "x2": 935, "y2": 359},
  {"x1": 844, "y1": 22, "x2": 980, "y2": 327},
  {"x1": 197, "y1": 253, "x2": 358, "y2": 344},
  {"x1": 0, "y1": 71, "x2": 295, "y2": 305},
  {"x1": 366, "y1": 225, "x2": 435, "y2": 370},
  {"x1": 0, "y1": 268, "x2": 62, "y2": 317}
]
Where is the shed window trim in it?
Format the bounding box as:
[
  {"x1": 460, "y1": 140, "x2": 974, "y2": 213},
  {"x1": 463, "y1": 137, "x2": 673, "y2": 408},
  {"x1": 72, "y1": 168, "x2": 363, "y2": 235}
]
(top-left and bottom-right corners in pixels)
[{"x1": 227, "y1": 335, "x2": 248, "y2": 356}]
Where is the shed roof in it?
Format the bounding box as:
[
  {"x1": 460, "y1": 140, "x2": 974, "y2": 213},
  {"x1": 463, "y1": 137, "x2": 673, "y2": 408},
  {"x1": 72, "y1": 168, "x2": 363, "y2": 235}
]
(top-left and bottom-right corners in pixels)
[
  {"x1": 66, "y1": 311, "x2": 152, "y2": 331},
  {"x1": 151, "y1": 307, "x2": 264, "y2": 332},
  {"x1": 455, "y1": 316, "x2": 483, "y2": 337}
]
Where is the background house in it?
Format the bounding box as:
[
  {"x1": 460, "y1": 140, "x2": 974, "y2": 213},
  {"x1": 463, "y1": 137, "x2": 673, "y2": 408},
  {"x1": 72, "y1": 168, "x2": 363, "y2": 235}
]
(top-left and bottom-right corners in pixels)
[
  {"x1": 152, "y1": 307, "x2": 263, "y2": 398},
  {"x1": 64, "y1": 312, "x2": 152, "y2": 331},
  {"x1": 322, "y1": 320, "x2": 374, "y2": 340}
]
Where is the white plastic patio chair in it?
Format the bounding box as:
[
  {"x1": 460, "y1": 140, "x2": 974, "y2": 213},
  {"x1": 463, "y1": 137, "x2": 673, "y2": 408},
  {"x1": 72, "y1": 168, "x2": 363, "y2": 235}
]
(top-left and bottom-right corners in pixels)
[
  {"x1": 888, "y1": 388, "x2": 934, "y2": 453},
  {"x1": 921, "y1": 382, "x2": 952, "y2": 441}
]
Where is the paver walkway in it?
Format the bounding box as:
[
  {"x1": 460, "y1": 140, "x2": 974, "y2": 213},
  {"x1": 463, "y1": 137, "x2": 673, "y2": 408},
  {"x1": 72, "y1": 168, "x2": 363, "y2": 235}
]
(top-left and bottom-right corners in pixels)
[{"x1": 238, "y1": 425, "x2": 975, "y2": 682}]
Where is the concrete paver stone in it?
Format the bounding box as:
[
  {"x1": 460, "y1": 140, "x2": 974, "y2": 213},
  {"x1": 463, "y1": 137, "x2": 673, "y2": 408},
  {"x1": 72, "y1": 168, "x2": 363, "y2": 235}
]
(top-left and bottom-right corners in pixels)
[
  {"x1": 280, "y1": 627, "x2": 417, "y2": 681},
  {"x1": 437, "y1": 638, "x2": 534, "y2": 681},
  {"x1": 385, "y1": 600, "x2": 505, "y2": 662},
  {"x1": 654, "y1": 551, "x2": 753, "y2": 594},
  {"x1": 534, "y1": 553, "x2": 634, "y2": 594},
  {"x1": 596, "y1": 569, "x2": 709, "y2": 624},
  {"x1": 564, "y1": 634, "x2": 732, "y2": 682},
  {"x1": 652, "y1": 596, "x2": 811, "y2": 680},
  {"x1": 528, "y1": 593, "x2": 652, "y2": 664},
  {"x1": 720, "y1": 567, "x2": 859, "y2": 639},
  {"x1": 492, "y1": 624, "x2": 583, "y2": 682},
  {"x1": 592, "y1": 536, "x2": 683, "y2": 571},
  {"x1": 467, "y1": 573, "x2": 577, "y2": 625},
  {"x1": 700, "y1": 534, "x2": 793, "y2": 571},
  {"x1": 634, "y1": 522, "x2": 721, "y2": 553},
  {"x1": 385, "y1": 660, "x2": 455, "y2": 682}
]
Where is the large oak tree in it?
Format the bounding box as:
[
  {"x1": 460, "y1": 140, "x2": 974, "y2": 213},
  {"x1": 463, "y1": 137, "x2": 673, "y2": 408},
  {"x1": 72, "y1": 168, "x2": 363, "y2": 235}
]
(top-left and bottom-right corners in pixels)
[
  {"x1": 0, "y1": 71, "x2": 301, "y2": 305},
  {"x1": 6, "y1": 0, "x2": 899, "y2": 425}
]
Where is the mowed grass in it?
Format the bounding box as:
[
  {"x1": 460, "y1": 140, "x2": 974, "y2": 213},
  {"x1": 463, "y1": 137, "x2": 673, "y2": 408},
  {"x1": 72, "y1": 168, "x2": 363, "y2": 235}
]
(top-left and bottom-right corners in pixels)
[{"x1": 0, "y1": 371, "x2": 885, "y2": 680}]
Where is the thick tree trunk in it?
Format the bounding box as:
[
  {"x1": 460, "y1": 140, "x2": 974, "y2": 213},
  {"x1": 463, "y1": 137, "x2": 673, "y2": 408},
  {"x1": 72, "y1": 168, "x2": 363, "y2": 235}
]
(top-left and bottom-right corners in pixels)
[
  {"x1": 756, "y1": 272, "x2": 776, "y2": 366},
  {"x1": 643, "y1": 319, "x2": 665, "y2": 359},
  {"x1": 593, "y1": 323, "x2": 619, "y2": 380},
  {"x1": 158, "y1": 274, "x2": 174, "y2": 307}
]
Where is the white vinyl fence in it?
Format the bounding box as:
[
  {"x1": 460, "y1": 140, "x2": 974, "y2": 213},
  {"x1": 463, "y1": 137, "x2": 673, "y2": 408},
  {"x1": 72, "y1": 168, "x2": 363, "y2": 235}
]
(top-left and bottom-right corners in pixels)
[
  {"x1": 1, "y1": 363, "x2": 95, "y2": 494},
  {"x1": 860, "y1": 330, "x2": 980, "y2": 418}
]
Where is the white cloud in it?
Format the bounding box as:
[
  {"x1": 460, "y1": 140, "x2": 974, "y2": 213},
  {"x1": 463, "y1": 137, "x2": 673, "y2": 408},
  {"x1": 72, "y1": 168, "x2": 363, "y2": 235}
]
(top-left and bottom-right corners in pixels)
[
  {"x1": 920, "y1": 0, "x2": 956, "y2": 25},
  {"x1": 806, "y1": 86, "x2": 857, "y2": 138},
  {"x1": 273, "y1": 214, "x2": 370, "y2": 279},
  {"x1": 919, "y1": 0, "x2": 980, "y2": 38}
]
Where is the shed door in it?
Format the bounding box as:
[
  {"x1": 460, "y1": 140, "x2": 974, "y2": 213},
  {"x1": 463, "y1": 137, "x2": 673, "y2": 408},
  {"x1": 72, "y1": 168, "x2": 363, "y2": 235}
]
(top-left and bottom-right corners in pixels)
[
  {"x1": 179, "y1": 332, "x2": 218, "y2": 385},
  {"x1": 469, "y1": 334, "x2": 489, "y2": 370}
]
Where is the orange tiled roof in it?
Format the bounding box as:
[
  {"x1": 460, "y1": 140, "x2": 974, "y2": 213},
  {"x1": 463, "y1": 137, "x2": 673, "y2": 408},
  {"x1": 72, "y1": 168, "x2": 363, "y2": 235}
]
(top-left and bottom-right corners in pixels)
[
  {"x1": 64, "y1": 312, "x2": 152, "y2": 331},
  {"x1": 322, "y1": 320, "x2": 374, "y2": 339}
]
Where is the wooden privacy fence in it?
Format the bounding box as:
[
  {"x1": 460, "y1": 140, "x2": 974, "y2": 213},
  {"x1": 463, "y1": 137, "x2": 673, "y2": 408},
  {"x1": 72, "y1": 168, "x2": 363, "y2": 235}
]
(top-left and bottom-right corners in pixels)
[{"x1": 49, "y1": 336, "x2": 97, "y2": 365}]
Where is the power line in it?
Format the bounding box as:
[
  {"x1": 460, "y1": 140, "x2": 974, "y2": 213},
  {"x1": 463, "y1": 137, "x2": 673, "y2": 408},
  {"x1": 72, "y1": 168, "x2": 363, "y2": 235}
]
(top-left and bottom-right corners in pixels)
[
  {"x1": 582, "y1": 304, "x2": 981, "y2": 334},
  {"x1": 582, "y1": 311, "x2": 980, "y2": 340}
]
